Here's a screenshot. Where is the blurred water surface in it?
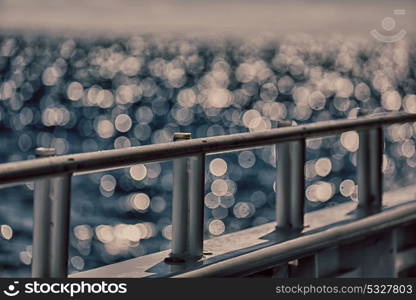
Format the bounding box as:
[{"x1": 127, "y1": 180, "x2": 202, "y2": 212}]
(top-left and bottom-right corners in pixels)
[{"x1": 0, "y1": 0, "x2": 416, "y2": 277}]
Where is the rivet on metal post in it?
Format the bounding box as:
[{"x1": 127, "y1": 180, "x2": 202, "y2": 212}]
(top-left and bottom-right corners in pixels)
[
  {"x1": 275, "y1": 120, "x2": 292, "y2": 231},
  {"x1": 32, "y1": 147, "x2": 56, "y2": 278},
  {"x1": 165, "y1": 133, "x2": 192, "y2": 263}
]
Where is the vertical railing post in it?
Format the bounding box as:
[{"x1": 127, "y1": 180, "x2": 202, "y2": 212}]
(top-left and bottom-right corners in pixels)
[
  {"x1": 188, "y1": 152, "x2": 205, "y2": 259},
  {"x1": 357, "y1": 129, "x2": 371, "y2": 213},
  {"x1": 32, "y1": 147, "x2": 55, "y2": 278},
  {"x1": 166, "y1": 133, "x2": 191, "y2": 263},
  {"x1": 357, "y1": 109, "x2": 371, "y2": 214},
  {"x1": 290, "y1": 138, "x2": 305, "y2": 230},
  {"x1": 275, "y1": 121, "x2": 292, "y2": 230},
  {"x1": 166, "y1": 133, "x2": 206, "y2": 263},
  {"x1": 275, "y1": 120, "x2": 305, "y2": 232},
  {"x1": 357, "y1": 109, "x2": 383, "y2": 215},
  {"x1": 369, "y1": 127, "x2": 383, "y2": 211},
  {"x1": 49, "y1": 173, "x2": 72, "y2": 277}
]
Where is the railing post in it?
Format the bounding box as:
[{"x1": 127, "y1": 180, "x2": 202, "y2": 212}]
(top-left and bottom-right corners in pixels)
[
  {"x1": 188, "y1": 153, "x2": 205, "y2": 259},
  {"x1": 166, "y1": 133, "x2": 191, "y2": 263},
  {"x1": 290, "y1": 138, "x2": 305, "y2": 230},
  {"x1": 357, "y1": 129, "x2": 371, "y2": 213},
  {"x1": 369, "y1": 127, "x2": 383, "y2": 211},
  {"x1": 275, "y1": 121, "x2": 292, "y2": 230},
  {"x1": 275, "y1": 120, "x2": 305, "y2": 231},
  {"x1": 49, "y1": 173, "x2": 72, "y2": 277},
  {"x1": 357, "y1": 109, "x2": 383, "y2": 215},
  {"x1": 166, "y1": 133, "x2": 206, "y2": 262},
  {"x1": 32, "y1": 147, "x2": 55, "y2": 278}
]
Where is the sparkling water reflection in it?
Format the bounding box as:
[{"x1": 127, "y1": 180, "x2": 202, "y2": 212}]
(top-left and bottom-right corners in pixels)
[{"x1": 0, "y1": 32, "x2": 415, "y2": 276}]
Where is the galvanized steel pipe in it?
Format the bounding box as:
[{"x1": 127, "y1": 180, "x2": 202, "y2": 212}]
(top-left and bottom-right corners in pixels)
[
  {"x1": 32, "y1": 148, "x2": 55, "y2": 278},
  {"x1": 0, "y1": 113, "x2": 414, "y2": 186}
]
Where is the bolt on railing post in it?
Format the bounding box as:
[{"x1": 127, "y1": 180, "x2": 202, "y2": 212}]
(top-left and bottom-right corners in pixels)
[
  {"x1": 32, "y1": 147, "x2": 55, "y2": 278},
  {"x1": 49, "y1": 173, "x2": 72, "y2": 277},
  {"x1": 188, "y1": 152, "x2": 205, "y2": 259},
  {"x1": 167, "y1": 133, "x2": 191, "y2": 262},
  {"x1": 275, "y1": 121, "x2": 292, "y2": 230},
  {"x1": 290, "y1": 138, "x2": 305, "y2": 230}
]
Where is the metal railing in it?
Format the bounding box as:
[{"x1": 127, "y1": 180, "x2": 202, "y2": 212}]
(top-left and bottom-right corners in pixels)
[
  {"x1": 0, "y1": 111, "x2": 415, "y2": 277},
  {"x1": 173, "y1": 201, "x2": 416, "y2": 277}
]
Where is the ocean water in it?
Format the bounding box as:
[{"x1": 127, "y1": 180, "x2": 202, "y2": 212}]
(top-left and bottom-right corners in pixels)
[{"x1": 0, "y1": 14, "x2": 416, "y2": 276}]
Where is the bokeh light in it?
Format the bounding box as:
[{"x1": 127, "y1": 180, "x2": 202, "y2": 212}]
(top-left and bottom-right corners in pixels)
[
  {"x1": 208, "y1": 219, "x2": 225, "y2": 236},
  {"x1": 209, "y1": 158, "x2": 228, "y2": 177},
  {"x1": 0, "y1": 32, "x2": 415, "y2": 276}
]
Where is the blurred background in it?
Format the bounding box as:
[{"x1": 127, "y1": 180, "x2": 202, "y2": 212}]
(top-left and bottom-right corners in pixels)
[{"x1": 0, "y1": 0, "x2": 415, "y2": 276}]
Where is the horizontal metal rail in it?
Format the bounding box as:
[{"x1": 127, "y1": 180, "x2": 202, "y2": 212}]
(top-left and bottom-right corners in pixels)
[
  {"x1": 0, "y1": 112, "x2": 415, "y2": 186},
  {"x1": 173, "y1": 201, "x2": 416, "y2": 278}
]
